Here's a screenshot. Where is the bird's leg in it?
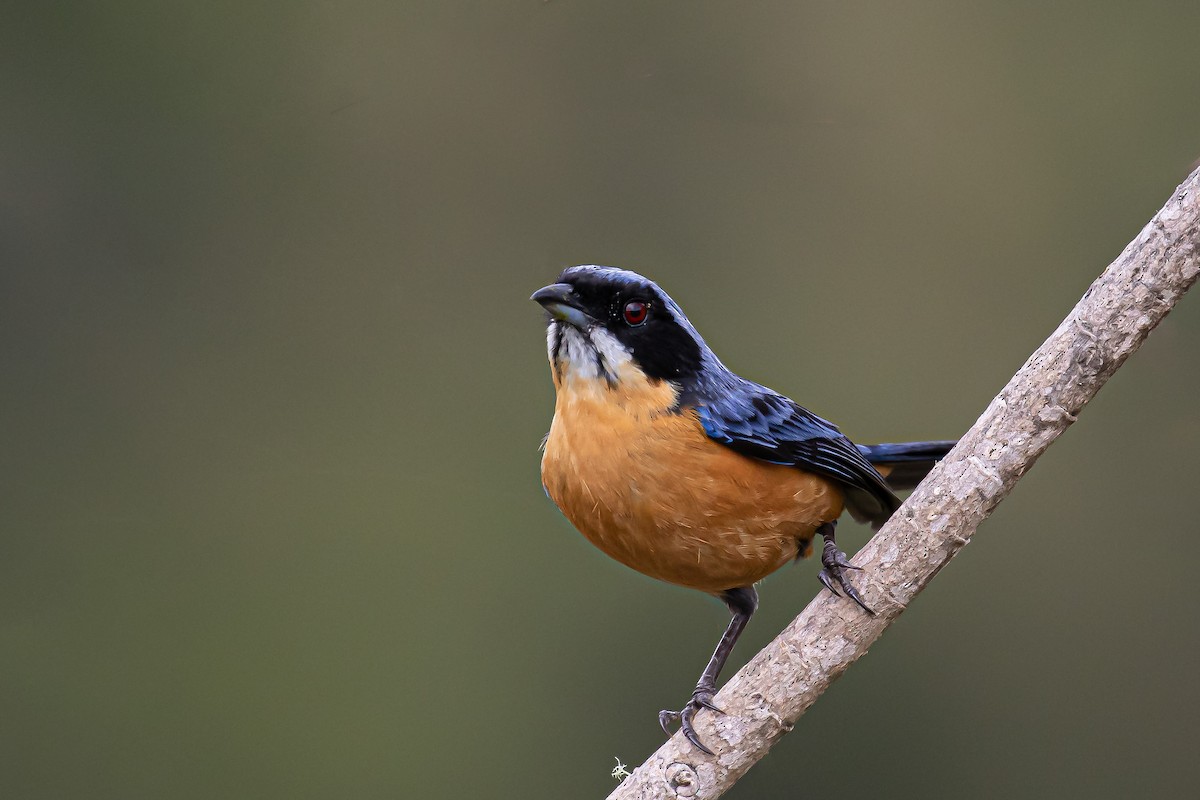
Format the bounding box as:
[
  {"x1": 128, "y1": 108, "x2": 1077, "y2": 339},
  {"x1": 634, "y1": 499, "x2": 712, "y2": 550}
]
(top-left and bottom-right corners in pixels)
[
  {"x1": 659, "y1": 586, "x2": 758, "y2": 755},
  {"x1": 816, "y1": 520, "x2": 875, "y2": 615}
]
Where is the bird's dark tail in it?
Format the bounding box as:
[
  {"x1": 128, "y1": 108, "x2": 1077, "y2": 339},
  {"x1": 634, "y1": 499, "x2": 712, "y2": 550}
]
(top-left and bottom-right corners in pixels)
[{"x1": 859, "y1": 440, "x2": 956, "y2": 491}]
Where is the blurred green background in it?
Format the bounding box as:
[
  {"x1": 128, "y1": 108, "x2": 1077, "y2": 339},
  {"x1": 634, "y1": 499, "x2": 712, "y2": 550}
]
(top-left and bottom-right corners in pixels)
[{"x1": 2, "y1": 2, "x2": 1198, "y2": 798}]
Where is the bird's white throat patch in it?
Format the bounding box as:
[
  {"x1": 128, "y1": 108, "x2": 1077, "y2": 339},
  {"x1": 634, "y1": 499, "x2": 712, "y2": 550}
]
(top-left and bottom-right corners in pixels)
[{"x1": 547, "y1": 323, "x2": 635, "y2": 385}]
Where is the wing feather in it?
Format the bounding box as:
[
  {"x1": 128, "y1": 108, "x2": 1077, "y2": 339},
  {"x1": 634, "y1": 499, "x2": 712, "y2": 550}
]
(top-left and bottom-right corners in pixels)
[{"x1": 694, "y1": 382, "x2": 899, "y2": 527}]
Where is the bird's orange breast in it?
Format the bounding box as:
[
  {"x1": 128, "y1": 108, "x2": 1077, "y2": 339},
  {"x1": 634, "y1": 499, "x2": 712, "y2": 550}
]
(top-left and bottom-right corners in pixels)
[{"x1": 541, "y1": 371, "x2": 844, "y2": 594}]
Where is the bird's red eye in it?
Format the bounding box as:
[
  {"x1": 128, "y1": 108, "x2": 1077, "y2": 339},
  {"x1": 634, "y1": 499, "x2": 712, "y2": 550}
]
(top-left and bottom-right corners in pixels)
[{"x1": 623, "y1": 300, "x2": 648, "y2": 326}]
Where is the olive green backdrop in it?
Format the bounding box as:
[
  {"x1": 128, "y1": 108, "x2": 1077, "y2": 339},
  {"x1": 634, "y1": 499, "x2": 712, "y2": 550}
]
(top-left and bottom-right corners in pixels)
[{"x1": 3, "y1": 2, "x2": 1198, "y2": 798}]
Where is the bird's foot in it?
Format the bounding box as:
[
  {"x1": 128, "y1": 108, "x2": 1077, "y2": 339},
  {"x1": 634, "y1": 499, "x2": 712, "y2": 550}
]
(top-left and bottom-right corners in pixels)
[
  {"x1": 817, "y1": 535, "x2": 875, "y2": 615},
  {"x1": 659, "y1": 684, "x2": 724, "y2": 755}
]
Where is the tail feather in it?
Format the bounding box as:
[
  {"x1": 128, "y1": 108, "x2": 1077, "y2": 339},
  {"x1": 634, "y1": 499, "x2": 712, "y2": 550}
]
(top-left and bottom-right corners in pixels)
[{"x1": 858, "y1": 440, "x2": 956, "y2": 491}]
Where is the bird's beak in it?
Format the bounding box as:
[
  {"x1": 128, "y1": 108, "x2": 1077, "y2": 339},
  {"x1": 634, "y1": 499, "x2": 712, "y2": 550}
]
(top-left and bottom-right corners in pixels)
[{"x1": 531, "y1": 283, "x2": 594, "y2": 328}]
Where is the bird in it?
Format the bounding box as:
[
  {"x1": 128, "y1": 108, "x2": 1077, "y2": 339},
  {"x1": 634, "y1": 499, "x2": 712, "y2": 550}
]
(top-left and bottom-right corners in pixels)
[{"x1": 532, "y1": 265, "x2": 955, "y2": 754}]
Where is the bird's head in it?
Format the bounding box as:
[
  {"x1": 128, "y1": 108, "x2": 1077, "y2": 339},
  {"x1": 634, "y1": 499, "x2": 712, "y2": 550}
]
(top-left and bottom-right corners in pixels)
[{"x1": 531, "y1": 265, "x2": 711, "y2": 393}]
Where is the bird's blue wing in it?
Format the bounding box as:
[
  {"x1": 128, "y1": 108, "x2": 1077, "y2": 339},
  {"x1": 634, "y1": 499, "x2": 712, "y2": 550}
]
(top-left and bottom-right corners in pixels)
[{"x1": 694, "y1": 381, "x2": 899, "y2": 527}]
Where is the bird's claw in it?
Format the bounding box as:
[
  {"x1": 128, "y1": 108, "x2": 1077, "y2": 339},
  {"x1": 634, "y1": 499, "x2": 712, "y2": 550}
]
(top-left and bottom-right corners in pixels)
[
  {"x1": 819, "y1": 539, "x2": 875, "y2": 615},
  {"x1": 659, "y1": 686, "x2": 723, "y2": 755}
]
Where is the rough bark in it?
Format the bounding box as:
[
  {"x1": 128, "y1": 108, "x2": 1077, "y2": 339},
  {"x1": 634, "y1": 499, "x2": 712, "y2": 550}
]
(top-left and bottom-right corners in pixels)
[{"x1": 608, "y1": 167, "x2": 1200, "y2": 800}]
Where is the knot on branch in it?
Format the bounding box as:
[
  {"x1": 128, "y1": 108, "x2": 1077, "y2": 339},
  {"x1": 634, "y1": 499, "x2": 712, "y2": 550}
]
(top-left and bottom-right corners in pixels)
[{"x1": 665, "y1": 762, "x2": 699, "y2": 797}]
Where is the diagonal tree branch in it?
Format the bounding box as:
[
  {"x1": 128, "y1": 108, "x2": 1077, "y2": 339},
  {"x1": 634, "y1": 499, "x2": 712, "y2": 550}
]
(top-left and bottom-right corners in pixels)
[{"x1": 609, "y1": 167, "x2": 1200, "y2": 800}]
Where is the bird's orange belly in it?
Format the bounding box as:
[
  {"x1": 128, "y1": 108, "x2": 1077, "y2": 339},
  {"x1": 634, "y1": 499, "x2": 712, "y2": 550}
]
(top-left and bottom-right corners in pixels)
[{"x1": 541, "y1": 384, "x2": 844, "y2": 594}]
